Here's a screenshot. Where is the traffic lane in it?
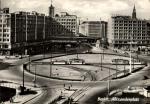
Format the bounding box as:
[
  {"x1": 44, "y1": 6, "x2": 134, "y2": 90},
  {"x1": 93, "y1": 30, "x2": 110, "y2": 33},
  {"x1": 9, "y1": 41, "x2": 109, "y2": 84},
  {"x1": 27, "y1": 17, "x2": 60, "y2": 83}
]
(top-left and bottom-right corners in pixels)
[
  {"x1": 0, "y1": 64, "x2": 57, "y2": 104},
  {"x1": 0, "y1": 64, "x2": 95, "y2": 104},
  {"x1": 0, "y1": 62, "x2": 12, "y2": 70},
  {"x1": 78, "y1": 65, "x2": 150, "y2": 104}
]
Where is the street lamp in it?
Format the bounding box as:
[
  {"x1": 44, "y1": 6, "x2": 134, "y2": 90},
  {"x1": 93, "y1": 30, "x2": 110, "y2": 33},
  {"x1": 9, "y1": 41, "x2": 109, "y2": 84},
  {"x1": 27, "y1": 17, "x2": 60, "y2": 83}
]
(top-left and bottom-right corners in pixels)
[
  {"x1": 33, "y1": 64, "x2": 37, "y2": 87},
  {"x1": 99, "y1": 52, "x2": 103, "y2": 71},
  {"x1": 103, "y1": 48, "x2": 104, "y2": 59},
  {"x1": 115, "y1": 60, "x2": 118, "y2": 78},
  {"x1": 76, "y1": 41, "x2": 80, "y2": 59},
  {"x1": 50, "y1": 46, "x2": 52, "y2": 77},
  {"x1": 23, "y1": 64, "x2": 25, "y2": 92},
  {"x1": 123, "y1": 60, "x2": 126, "y2": 76},
  {"x1": 28, "y1": 54, "x2": 30, "y2": 71},
  {"x1": 22, "y1": 64, "x2": 27, "y2": 94},
  {"x1": 101, "y1": 54, "x2": 103, "y2": 71},
  {"x1": 108, "y1": 67, "x2": 110, "y2": 98},
  {"x1": 43, "y1": 42, "x2": 45, "y2": 58}
]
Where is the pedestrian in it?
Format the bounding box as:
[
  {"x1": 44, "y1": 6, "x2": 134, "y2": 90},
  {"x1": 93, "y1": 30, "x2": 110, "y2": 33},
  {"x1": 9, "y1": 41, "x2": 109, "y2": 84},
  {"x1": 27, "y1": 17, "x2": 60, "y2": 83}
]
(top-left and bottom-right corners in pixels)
[
  {"x1": 63, "y1": 84, "x2": 65, "y2": 87},
  {"x1": 9, "y1": 97, "x2": 12, "y2": 103}
]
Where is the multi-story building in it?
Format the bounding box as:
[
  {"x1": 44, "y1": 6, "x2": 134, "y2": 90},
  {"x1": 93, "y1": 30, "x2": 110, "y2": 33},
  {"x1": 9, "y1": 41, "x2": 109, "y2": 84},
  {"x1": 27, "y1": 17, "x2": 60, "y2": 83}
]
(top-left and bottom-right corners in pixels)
[
  {"x1": 54, "y1": 12, "x2": 78, "y2": 36},
  {"x1": 79, "y1": 21, "x2": 108, "y2": 41},
  {"x1": 0, "y1": 7, "x2": 77, "y2": 55},
  {"x1": 0, "y1": 8, "x2": 11, "y2": 55},
  {"x1": 108, "y1": 6, "x2": 150, "y2": 49},
  {"x1": 10, "y1": 11, "x2": 53, "y2": 54},
  {"x1": 49, "y1": 2, "x2": 78, "y2": 36}
]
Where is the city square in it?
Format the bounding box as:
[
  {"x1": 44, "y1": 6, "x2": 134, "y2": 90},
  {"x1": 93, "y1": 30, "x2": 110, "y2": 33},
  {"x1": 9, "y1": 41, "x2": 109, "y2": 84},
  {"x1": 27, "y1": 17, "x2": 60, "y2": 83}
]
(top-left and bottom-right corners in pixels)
[{"x1": 1, "y1": 0, "x2": 150, "y2": 104}]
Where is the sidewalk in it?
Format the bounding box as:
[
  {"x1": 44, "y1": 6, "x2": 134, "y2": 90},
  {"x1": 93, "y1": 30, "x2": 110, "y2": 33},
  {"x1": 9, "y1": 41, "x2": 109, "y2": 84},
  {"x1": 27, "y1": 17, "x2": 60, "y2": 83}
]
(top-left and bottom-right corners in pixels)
[{"x1": 0, "y1": 81, "x2": 43, "y2": 104}]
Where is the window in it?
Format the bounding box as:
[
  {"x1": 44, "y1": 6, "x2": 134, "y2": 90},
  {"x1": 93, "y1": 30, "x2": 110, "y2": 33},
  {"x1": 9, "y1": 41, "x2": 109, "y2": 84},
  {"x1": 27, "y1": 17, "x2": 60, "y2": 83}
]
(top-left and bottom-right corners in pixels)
[{"x1": 3, "y1": 45, "x2": 8, "y2": 48}]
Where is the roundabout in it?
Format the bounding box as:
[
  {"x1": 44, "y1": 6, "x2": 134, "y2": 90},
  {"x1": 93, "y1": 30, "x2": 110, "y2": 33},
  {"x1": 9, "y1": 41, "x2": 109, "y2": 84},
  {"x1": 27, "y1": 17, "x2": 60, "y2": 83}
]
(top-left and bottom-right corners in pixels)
[{"x1": 27, "y1": 53, "x2": 145, "y2": 81}]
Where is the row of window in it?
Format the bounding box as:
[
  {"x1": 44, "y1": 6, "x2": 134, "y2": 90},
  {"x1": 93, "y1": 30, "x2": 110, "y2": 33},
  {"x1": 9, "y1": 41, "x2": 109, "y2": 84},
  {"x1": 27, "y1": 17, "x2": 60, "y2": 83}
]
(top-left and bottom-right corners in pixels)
[
  {"x1": 114, "y1": 36, "x2": 149, "y2": 40},
  {"x1": 0, "y1": 29, "x2": 10, "y2": 32},
  {"x1": 114, "y1": 41, "x2": 149, "y2": 44},
  {"x1": 114, "y1": 24, "x2": 146, "y2": 27},
  {"x1": 114, "y1": 20, "x2": 145, "y2": 24},
  {"x1": 114, "y1": 27, "x2": 146, "y2": 30},
  {"x1": 114, "y1": 33, "x2": 147, "y2": 36},
  {"x1": 60, "y1": 22, "x2": 76, "y2": 25},
  {"x1": 0, "y1": 44, "x2": 9, "y2": 48},
  {"x1": 0, "y1": 38, "x2": 10, "y2": 42},
  {"x1": 56, "y1": 19, "x2": 76, "y2": 22},
  {"x1": 0, "y1": 34, "x2": 9, "y2": 37}
]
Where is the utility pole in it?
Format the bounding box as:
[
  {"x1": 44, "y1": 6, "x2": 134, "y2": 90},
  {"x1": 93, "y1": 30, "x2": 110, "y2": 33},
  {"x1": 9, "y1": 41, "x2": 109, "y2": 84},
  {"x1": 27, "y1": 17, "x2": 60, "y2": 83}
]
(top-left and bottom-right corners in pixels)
[
  {"x1": 22, "y1": 64, "x2": 26, "y2": 94},
  {"x1": 100, "y1": 53, "x2": 103, "y2": 71},
  {"x1": 29, "y1": 54, "x2": 30, "y2": 71},
  {"x1": 116, "y1": 61, "x2": 118, "y2": 78},
  {"x1": 108, "y1": 67, "x2": 110, "y2": 98},
  {"x1": 129, "y1": 34, "x2": 132, "y2": 73},
  {"x1": 43, "y1": 16, "x2": 45, "y2": 58},
  {"x1": 76, "y1": 41, "x2": 79, "y2": 59},
  {"x1": 50, "y1": 46, "x2": 52, "y2": 77},
  {"x1": 34, "y1": 64, "x2": 37, "y2": 87},
  {"x1": 124, "y1": 61, "x2": 126, "y2": 75},
  {"x1": 23, "y1": 64, "x2": 25, "y2": 89}
]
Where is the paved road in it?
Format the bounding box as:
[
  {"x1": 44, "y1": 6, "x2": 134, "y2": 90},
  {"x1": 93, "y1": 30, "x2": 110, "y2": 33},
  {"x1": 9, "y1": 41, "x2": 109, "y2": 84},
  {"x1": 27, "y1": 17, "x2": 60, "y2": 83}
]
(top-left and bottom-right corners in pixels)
[
  {"x1": 0, "y1": 54, "x2": 100, "y2": 104},
  {"x1": 0, "y1": 53, "x2": 149, "y2": 104},
  {"x1": 76, "y1": 54, "x2": 150, "y2": 104}
]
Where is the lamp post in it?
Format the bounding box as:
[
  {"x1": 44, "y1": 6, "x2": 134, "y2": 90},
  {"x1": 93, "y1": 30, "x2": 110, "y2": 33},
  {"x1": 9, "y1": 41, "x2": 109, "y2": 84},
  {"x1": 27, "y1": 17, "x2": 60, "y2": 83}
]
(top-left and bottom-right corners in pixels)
[
  {"x1": 101, "y1": 54, "x2": 103, "y2": 71},
  {"x1": 108, "y1": 67, "x2": 111, "y2": 98},
  {"x1": 43, "y1": 42, "x2": 45, "y2": 58},
  {"x1": 34, "y1": 64, "x2": 37, "y2": 87},
  {"x1": 76, "y1": 41, "x2": 80, "y2": 59},
  {"x1": 123, "y1": 60, "x2": 126, "y2": 75},
  {"x1": 129, "y1": 37, "x2": 132, "y2": 73},
  {"x1": 50, "y1": 46, "x2": 52, "y2": 77},
  {"x1": 115, "y1": 60, "x2": 118, "y2": 78},
  {"x1": 103, "y1": 48, "x2": 104, "y2": 59},
  {"x1": 23, "y1": 64, "x2": 25, "y2": 92},
  {"x1": 28, "y1": 54, "x2": 30, "y2": 71},
  {"x1": 22, "y1": 64, "x2": 27, "y2": 94}
]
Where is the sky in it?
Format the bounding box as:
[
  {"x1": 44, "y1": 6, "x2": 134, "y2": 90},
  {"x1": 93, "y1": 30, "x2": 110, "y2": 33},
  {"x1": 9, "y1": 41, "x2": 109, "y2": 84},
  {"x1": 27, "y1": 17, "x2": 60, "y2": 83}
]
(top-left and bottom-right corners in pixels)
[{"x1": 2, "y1": 0, "x2": 150, "y2": 21}]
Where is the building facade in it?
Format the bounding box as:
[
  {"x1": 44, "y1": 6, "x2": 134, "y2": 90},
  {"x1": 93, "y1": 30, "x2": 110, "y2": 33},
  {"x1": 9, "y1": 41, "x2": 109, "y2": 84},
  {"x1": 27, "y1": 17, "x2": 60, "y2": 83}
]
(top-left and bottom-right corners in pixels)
[
  {"x1": 49, "y1": 2, "x2": 78, "y2": 36},
  {"x1": 0, "y1": 8, "x2": 11, "y2": 55},
  {"x1": 54, "y1": 12, "x2": 78, "y2": 36},
  {"x1": 108, "y1": 6, "x2": 150, "y2": 49},
  {"x1": 0, "y1": 7, "x2": 78, "y2": 55},
  {"x1": 79, "y1": 21, "x2": 107, "y2": 41}
]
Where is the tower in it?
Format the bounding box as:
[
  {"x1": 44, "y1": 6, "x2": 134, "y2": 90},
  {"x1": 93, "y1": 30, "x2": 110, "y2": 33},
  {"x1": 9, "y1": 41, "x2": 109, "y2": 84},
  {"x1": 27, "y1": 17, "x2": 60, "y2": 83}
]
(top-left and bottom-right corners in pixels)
[
  {"x1": 49, "y1": 0, "x2": 55, "y2": 17},
  {"x1": 132, "y1": 5, "x2": 136, "y2": 19}
]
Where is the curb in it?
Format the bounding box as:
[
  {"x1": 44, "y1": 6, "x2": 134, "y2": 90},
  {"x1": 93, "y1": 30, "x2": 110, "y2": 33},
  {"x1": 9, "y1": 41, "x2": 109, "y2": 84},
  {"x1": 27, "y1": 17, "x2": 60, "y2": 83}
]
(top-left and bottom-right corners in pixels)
[{"x1": 22, "y1": 89, "x2": 44, "y2": 104}]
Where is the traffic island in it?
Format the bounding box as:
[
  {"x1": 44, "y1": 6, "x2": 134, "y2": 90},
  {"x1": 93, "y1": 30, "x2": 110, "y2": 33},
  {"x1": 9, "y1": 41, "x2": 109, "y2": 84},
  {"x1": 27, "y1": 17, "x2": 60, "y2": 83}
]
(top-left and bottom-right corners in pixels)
[{"x1": 19, "y1": 85, "x2": 37, "y2": 95}]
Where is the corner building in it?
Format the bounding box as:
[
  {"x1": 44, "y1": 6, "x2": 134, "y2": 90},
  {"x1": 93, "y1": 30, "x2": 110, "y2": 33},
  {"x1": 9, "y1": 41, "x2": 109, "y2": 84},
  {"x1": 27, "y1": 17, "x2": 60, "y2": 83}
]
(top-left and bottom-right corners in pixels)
[
  {"x1": 0, "y1": 8, "x2": 76, "y2": 55},
  {"x1": 108, "y1": 6, "x2": 150, "y2": 49}
]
